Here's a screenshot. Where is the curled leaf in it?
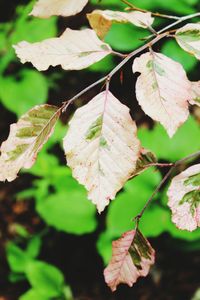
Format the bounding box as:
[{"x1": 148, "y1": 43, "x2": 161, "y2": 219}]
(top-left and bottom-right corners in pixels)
[
  {"x1": 13, "y1": 28, "x2": 112, "y2": 71},
  {"x1": 189, "y1": 81, "x2": 200, "y2": 107},
  {"x1": 87, "y1": 10, "x2": 154, "y2": 39},
  {"x1": 131, "y1": 148, "x2": 157, "y2": 178},
  {"x1": 104, "y1": 230, "x2": 155, "y2": 291},
  {"x1": 168, "y1": 164, "x2": 200, "y2": 231},
  {"x1": 63, "y1": 91, "x2": 140, "y2": 213},
  {"x1": 0, "y1": 105, "x2": 60, "y2": 182},
  {"x1": 176, "y1": 23, "x2": 200, "y2": 60},
  {"x1": 132, "y1": 51, "x2": 190, "y2": 137},
  {"x1": 30, "y1": 0, "x2": 88, "y2": 18}
]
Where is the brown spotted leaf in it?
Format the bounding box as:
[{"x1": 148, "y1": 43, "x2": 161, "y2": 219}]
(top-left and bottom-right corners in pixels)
[
  {"x1": 0, "y1": 105, "x2": 60, "y2": 182},
  {"x1": 132, "y1": 51, "x2": 190, "y2": 137},
  {"x1": 87, "y1": 10, "x2": 154, "y2": 39},
  {"x1": 13, "y1": 28, "x2": 112, "y2": 71},
  {"x1": 30, "y1": 0, "x2": 88, "y2": 18},
  {"x1": 167, "y1": 164, "x2": 200, "y2": 231},
  {"x1": 104, "y1": 230, "x2": 155, "y2": 291},
  {"x1": 63, "y1": 91, "x2": 140, "y2": 213}
]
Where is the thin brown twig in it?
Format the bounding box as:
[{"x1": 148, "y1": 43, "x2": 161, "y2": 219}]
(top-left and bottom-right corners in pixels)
[
  {"x1": 61, "y1": 10, "x2": 200, "y2": 111},
  {"x1": 121, "y1": 0, "x2": 180, "y2": 20},
  {"x1": 134, "y1": 150, "x2": 200, "y2": 224}
]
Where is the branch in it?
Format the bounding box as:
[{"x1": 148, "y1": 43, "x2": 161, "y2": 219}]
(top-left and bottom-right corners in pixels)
[
  {"x1": 121, "y1": 0, "x2": 180, "y2": 20},
  {"x1": 61, "y1": 10, "x2": 200, "y2": 112},
  {"x1": 145, "y1": 11, "x2": 200, "y2": 40},
  {"x1": 134, "y1": 150, "x2": 200, "y2": 225}
]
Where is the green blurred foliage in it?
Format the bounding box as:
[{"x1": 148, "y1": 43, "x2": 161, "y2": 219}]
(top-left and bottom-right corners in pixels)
[
  {"x1": 6, "y1": 238, "x2": 73, "y2": 300},
  {"x1": 0, "y1": 2, "x2": 57, "y2": 116},
  {"x1": 138, "y1": 117, "x2": 200, "y2": 161},
  {"x1": 0, "y1": 0, "x2": 200, "y2": 297}
]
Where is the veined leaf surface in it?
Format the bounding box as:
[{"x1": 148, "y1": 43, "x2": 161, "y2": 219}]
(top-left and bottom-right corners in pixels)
[
  {"x1": 133, "y1": 51, "x2": 190, "y2": 137},
  {"x1": 104, "y1": 230, "x2": 155, "y2": 291},
  {"x1": 30, "y1": 0, "x2": 88, "y2": 18},
  {"x1": 63, "y1": 91, "x2": 140, "y2": 213},
  {"x1": 168, "y1": 164, "x2": 200, "y2": 231},
  {"x1": 13, "y1": 29, "x2": 112, "y2": 71},
  {"x1": 0, "y1": 105, "x2": 60, "y2": 182}
]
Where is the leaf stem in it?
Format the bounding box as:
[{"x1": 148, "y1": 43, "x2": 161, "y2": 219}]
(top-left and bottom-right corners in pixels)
[
  {"x1": 61, "y1": 9, "x2": 200, "y2": 112},
  {"x1": 134, "y1": 150, "x2": 200, "y2": 224},
  {"x1": 145, "y1": 11, "x2": 200, "y2": 40},
  {"x1": 121, "y1": 0, "x2": 180, "y2": 20}
]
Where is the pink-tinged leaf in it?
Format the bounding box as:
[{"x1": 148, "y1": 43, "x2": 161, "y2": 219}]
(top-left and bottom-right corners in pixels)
[
  {"x1": 132, "y1": 51, "x2": 191, "y2": 137},
  {"x1": 189, "y1": 81, "x2": 200, "y2": 107},
  {"x1": 175, "y1": 23, "x2": 200, "y2": 60},
  {"x1": 104, "y1": 230, "x2": 155, "y2": 291},
  {"x1": 167, "y1": 164, "x2": 200, "y2": 231},
  {"x1": 87, "y1": 10, "x2": 154, "y2": 39},
  {"x1": 0, "y1": 105, "x2": 60, "y2": 182},
  {"x1": 30, "y1": 0, "x2": 88, "y2": 18},
  {"x1": 13, "y1": 29, "x2": 112, "y2": 71},
  {"x1": 63, "y1": 91, "x2": 140, "y2": 213}
]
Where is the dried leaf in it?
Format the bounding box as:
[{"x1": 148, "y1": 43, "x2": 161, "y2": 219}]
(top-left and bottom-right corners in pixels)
[
  {"x1": 13, "y1": 28, "x2": 112, "y2": 71},
  {"x1": 104, "y1": 230, "x2": 155, "y2": 291},
  {"x1": 167, "y1": 164, "x2": 200, "y2": 231},
  {"x1": 63, "y1": 91, "x2": 140, "y2": 213},
  {"x1": 0, "y1": 105, "x2": 60, "y2": 182},
  {"x1": 176, "y1": 23, "x2": 200, "y2": 60},
  {"x1": 30, "y1": 0, "x2": 88, "y2": 18},
  {"x1": 87, "y1": 10, "x2": 154, "y2": 39},
  {"x1": 131, "y1": 148, "x2": 157, "y2": 178},
  {"x1": 132, "y1": 51, "x2": 190, "y2": 137},
  {"x1": 189, "y1": 81, "x2": 200, "y2": 107}
]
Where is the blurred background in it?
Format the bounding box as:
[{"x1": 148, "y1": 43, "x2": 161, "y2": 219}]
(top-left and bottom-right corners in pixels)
[{"x1": 0, "y1": 0, "x2": 200, "y2": 299}]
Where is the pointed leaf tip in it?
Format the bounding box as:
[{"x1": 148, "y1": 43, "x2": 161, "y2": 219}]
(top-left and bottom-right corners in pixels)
[
  {"x1": 14, "y1": 28, "x2": 112, "y2": 71},
  {"x1": 0, "y1": 104, "x2": 60, "y2": 182},
  {"x1": 133, "y1": 51, "x2": 190, "y2": 137},
  {"x1": 63, "y1": 91, "x2": 140, "y2": 212},
  {"x1": 104, "y1": 230, "x2": 155, "y2": 291}
]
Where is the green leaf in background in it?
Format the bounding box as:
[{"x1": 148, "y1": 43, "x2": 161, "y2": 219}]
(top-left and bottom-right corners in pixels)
[
  {"x1": 26, "y1": 236, "x2": 42, "y2": 259},
  {"x1": 162, "y1": 39, "x2": 197, "y2": 72},
  {"x1": 25, "y1": 261, "x2": 65, "y2": 298},
  {"x1": 105, "y1": 24, "x2": 149, "y2": 52},
  {"x1": 88, "y1": 55, "x2": 115, "y2": 72},
  {"x1": 36, "y1": 188, "x2": 97, "y2": 235},
  {"x1": 106, "y1": 169, "x2": 161, "y2": 236},
  {"x1": 6, "y1": 243, "x2": 31, "y2": 273},
  {"x1": 97, "y1": 169, "x2": 161, "y2": 264},
  {"x1": 19, "y1": 289, "x2": 49, "y2": 300},
  {"x1": 0, "y1": 70, "x2": 48, "y2": 116},
  {"x1": 90, "y1": 0, "x2": 196, "y2": 14},
  {"x1": 22, "y1": 152, "x2": 97, "y2": 235},
  {"x1": 138, "y1": 117, "x2": 200, "y2": 161}
]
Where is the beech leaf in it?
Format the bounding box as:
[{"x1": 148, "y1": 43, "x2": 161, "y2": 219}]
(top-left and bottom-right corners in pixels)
[
  {"x1": 63, "y1": 91, "x2": 140, "y2": 213},
  {"x1": 132, "y1": 51, "x2": 190, "y2": 137},
  {"x1": 167, "y1": 164, "x2": 200, "y2": 231},
  {"x1": 131, "y1": 148, "x2": 157, "y2": 178},
  {"x1": 13, "y1": 29, "x2": 112, "y2": 71},
  {"x1": 0, "y1": 105, "x2": 60, "y2": 182},
  {"x1": 87, "y1": 10, "x2": 154, "y2": 39},
  {"x1": 189, "y1": 81, "x2": 200, "y2": 107},
  {"x1": 176, "y1": 23, "x2": 200, "y2": 60},
  {"x1": 104, "y1": 230, "x2": 155, "y2": 291},
  {"x1": 30, "y1": 0, "x2": 88, "y2": 18}
]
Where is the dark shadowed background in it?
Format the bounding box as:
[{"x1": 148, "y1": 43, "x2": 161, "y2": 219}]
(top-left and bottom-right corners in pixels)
[{"x1": 0, "y1": 0, "x2": 200, "y2": 299}]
